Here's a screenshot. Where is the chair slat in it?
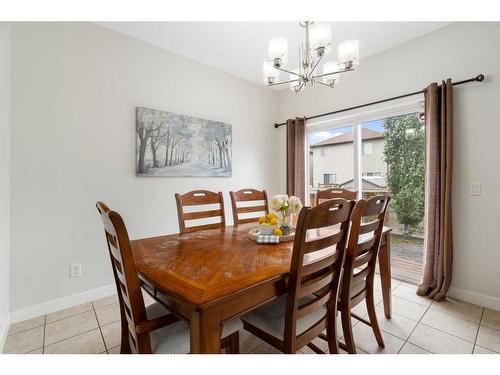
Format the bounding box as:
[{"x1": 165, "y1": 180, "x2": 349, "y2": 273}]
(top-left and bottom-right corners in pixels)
[
  {"x1": 175, "y1": 190, "x2": 226, "y2": 234},
  {"x1": 303, "y1": 229, "x2": 344, "y2": 254},
  {"x1": 359, "y1": 219, "x2": 380, "y2": 234},
  {"x1": 230, "y1": 189, "x2": 269, "y2": 226},
  {"x1": 353, "y1": 250, "x2": 374, "y2": 268},
  {"x1": 297, "y1": 290, "x2": 332, "y2": 319},
  {"x1": 302, "y1": 252, "x2": 340, "y2": 277},
  {"x1": 295, "y1": 317, "x2": 328, "y2": 349},
  {"x1": 183, "y1": 209, "x2": 223, "y2": 221},
  {"x1": 299, "y1": 269, "x2": 336, "y2": 298}
]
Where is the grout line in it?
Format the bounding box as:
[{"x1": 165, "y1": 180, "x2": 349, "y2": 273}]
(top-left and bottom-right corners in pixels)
[
  {"x1": 472, "y1": 307, "x2": 485, "y2": 351},
  {"x1": 42, "y1": 315, "x2": 46, "y2": 354},
  {"x1": 417, "y1": 321, "x2": 478, "y2": 344},
  {"x1": 397, "y1": 299, "x2": 433, "y2": 354},
  {"x1": 92, "y1": 303, "x2": 109, "y2": 354}
]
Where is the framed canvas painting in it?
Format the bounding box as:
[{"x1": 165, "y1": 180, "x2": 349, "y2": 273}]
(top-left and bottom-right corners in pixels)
[{"x1": 136, "y1": 107, "x2": 232, "y2": 177}]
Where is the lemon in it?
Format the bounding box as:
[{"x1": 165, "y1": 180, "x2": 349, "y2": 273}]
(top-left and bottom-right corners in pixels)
[
  {"x1": 269, "y1": 218, "x2": 278, "y2": 225},
  {"x1": 258, "y1": 216, "x2": 267, "y2": 224},
  {"x1": 266, "y1": 212, "x2": 277, "y2": 221},
  {"x1": 274, "y1": 228, "x2": 283, "y2": 236}
]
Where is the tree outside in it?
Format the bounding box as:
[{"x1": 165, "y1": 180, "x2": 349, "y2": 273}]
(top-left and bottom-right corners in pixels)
[{"x1": 383, "y1": 113, "x2": 425, "y2": 238}]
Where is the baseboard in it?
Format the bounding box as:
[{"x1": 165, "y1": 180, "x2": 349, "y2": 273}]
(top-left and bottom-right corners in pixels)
[
  {"x1": 448, "y1": 287, "x2": 500, "y2": 311},
  {"x1": 0, "y1": 313, "x2": 10, "y2": 353},
  {"x1": 9, "y1": 284, "x2": 115, "y2": 324}
]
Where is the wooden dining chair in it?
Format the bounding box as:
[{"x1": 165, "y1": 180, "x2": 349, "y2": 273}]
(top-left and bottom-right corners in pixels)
[
  {"x1": 229, "y1": 188, "x2": 269, "y2": 226},
  {"x1": 316, "y1": 188, "x2": 357, "y2": 206},
  {"x1": 175, "y1": 190, "x2": 226, "y2": 234},
  {"x1": 319, "y1": 195, "x2": 390, "y2": 354},
  {"x1": 241, "y1": 199, "x2": 355, "y2": 354},
  {"x1": 96, "y1": 201, "x2": 242, "y2": 353}
]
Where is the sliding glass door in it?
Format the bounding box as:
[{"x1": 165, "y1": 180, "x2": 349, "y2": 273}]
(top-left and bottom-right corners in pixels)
[{"x1": 307, "y1": 110, "x2": 425, "y2": 283}]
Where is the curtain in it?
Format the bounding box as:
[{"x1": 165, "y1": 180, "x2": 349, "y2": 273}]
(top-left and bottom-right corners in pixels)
[
  {"x1": 417, "y1": 80, "x2": 454, "y2": 301},
  {"x1": 286, "y1": 117, "x2": 306, "y2": 204}
]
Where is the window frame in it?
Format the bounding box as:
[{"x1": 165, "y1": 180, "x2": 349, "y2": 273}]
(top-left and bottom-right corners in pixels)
[{"x1": 304, "y1": 96, "x2": 424, "y2": 203}]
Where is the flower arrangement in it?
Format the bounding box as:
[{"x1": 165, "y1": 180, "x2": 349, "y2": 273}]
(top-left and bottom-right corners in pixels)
[{"x1": 269, "y1": 195, "x2": 302, "y2": 235}]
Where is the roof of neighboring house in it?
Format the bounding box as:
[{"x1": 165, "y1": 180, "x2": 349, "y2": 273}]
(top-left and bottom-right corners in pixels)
[
  {"x1": 339, "y1": 176, "x2": 387, "y2": 189},
  {"x1": 311, "y1": 128, "x2": 384, "y2": 148}
]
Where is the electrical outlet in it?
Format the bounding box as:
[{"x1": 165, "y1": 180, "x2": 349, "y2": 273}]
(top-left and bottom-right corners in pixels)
[{"x1": 70, "y1": 263, "x2": 81, "y2": 278}]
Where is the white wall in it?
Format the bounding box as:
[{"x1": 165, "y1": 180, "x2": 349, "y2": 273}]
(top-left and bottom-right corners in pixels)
[
  {"x1": 9, "y1": 22, "x2": 280, "y2": 314},
  {"x1": 278, "y1": 22, "x2": 500, "y2": 308},
  {"x1": 0, "y1": 23, "x2": 11, "y2": 346}
]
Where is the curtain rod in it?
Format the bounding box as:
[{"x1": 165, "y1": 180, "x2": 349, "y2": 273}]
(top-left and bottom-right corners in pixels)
[{"x1": 274, "y1": 74, "x2": 485, "y2": 128}]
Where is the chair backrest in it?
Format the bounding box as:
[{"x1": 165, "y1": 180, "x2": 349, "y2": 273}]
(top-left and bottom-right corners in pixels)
[
  {"x1": 316, "y1": 188, "x2": 357, "y2": 205},
  {"x1": 175, "y1": 190, "x2": 226, "y2": 233},
  {"x1": 340, "y1": 195, "x2": 390, "y2": 308},
  {"x1": 229, "y1": 188, "x2": 269, "y2": 226},
  {"x1": 96, "y1": 202, "x2": 150, "y2": 353},
  {"x1": 284, "y1": 199, "x2": 354, "y2": 351}
]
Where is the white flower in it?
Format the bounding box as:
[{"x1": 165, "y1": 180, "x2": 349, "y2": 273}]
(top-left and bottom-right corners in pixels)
[
  {"x1": 270, "y1": 195, "x2": 284, "y2": 211},
  {"x1": 288, "y1": 196, "x2": 303, "y2": 215},
  {"x1": 280, "y1": 194, "x2": 289, "y2": 203}
]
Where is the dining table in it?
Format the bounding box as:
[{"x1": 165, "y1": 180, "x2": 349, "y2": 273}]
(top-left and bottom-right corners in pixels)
[{"x1": 131, "y1": 222, "x2": 392, "y2": 354}]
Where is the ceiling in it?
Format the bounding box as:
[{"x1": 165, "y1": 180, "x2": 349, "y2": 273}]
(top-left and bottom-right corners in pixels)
[{"x1": 98, "y1": 22, "x2": 450, "y2": 90}]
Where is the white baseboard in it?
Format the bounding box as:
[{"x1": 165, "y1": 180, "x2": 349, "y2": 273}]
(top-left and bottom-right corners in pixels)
[
  {"x1": 9, "y1": 284, "x2": 115, "y2": 324},
  {"x1": 0, "y1": 313, "x2": 10, "y2": 353},
  {"x1": 448, "y1": 287, "x2": 500, "y2": 311}
]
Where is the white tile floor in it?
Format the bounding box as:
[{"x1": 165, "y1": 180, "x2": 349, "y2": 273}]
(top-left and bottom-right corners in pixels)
[{"x1": 3, "y1": 278, "x2": 500, "y2": 354}]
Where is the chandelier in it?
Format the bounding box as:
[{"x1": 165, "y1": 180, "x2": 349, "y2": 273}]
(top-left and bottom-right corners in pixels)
[{"x1": 262, "y1": 22, "x2": 359, "y2": 93}]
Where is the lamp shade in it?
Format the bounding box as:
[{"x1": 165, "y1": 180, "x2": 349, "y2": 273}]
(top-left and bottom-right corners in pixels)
[
  {"x1": 268, "y1": 36, "x2": 288, "y2": 65},
  {"x1": 290, "y1": 69, "x2": 301, "y2": 91},
  {"x1": 309, "y1": 23, "x2": 332, "y2": 52},
  {"x1": 322, "y1": 61, "x2": 340, "y2": 85},
  {"x1": 338, "y1": 40, "x2": 359, "y2": 65},
  {"x1": 263, "y1": 61, "x2": 279, "y2": 79}
]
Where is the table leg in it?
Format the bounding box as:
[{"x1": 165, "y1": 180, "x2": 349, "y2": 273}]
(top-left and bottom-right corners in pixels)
[
  {"x1": 190, "y1": 310, "x2": 222, "y2": 354},
  {"x1": 379, "y1": 233, "x2": 392, "y2": 319}
]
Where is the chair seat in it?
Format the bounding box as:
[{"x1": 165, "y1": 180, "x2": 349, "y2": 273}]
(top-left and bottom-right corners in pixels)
[
  {"x1": 146, "y1": 302, "x2": 243, "y2": 354},
  {"x1": 241, "y1": 294, "x2": 327, "y2": 340}
]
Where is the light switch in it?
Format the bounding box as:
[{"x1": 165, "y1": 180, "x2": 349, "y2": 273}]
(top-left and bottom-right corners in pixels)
[{"x1": 470, "y1": 182, "x2": 481, "y2": 196}]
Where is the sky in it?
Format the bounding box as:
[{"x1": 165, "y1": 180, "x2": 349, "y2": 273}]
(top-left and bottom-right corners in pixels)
[{"x1": 309, "y1": 118, "x2": 384, "y2": 145}]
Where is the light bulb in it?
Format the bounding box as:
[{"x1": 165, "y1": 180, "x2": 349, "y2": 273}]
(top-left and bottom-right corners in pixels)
[
  {"x1": 268, "y1": 36, "x2": 288, "y2": 66},
  {"x1": 338, "y1": 40, "x2": 359, "y2": 67}
]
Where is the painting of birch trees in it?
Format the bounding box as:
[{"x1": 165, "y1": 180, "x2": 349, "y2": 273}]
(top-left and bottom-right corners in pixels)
[{"x1": 136, "y1": 107, "x2": 232, "y2": 177}]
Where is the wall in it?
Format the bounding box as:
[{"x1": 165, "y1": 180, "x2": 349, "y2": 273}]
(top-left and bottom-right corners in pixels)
[
  {"x1": 10, "y1": 22, "x2": 280, "y2": 316},
  {"x1": 277, "y1": 22, "x2": 500, "y2": 309},
  {"x1": 0, "y1": 23, "x2": 11, "y2": 347}
]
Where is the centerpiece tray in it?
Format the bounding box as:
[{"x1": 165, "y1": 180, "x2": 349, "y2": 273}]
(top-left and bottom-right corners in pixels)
[{"x1": 248, "y1": 228, "x2": 295, "y2": 243}]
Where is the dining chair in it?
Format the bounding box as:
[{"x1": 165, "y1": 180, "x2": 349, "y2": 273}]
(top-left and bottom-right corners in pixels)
[
  {"x1": 316, "y1": 188, "x2": 357, "y2": 206},
  {"x1": 319, "y1": 195, "x2": 390, "y2": 354},
  {"x1": 229, "y1": 188, "x2": 269, "y2": 226},
  {"x1": 96, "y1": 201, "x2": 242, "y2": 353},
  {"x1": 241, "y1": 199, "x2": 355, "y2": 354},
  {"x1": 175, "y1": 190, "x2": 226, "y2": 234}
]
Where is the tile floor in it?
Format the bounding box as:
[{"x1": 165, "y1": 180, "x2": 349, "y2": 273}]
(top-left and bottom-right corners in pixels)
[{"x1": 3, "y1": 277, "x2": 500, "y2": 354}]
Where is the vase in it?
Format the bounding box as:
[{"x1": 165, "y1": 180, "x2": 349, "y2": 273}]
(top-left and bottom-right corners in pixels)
[{"x1": 279, "y1": 210, "x2": 293, "y2": 235}]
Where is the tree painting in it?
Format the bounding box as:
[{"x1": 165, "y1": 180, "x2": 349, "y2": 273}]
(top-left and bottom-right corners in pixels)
[
  {"x1": 136, "y1": 107, "x2": 232, "y2": 177},
  {"x1": 383, "y1": 113, "x2": 425, "y2": 238}
]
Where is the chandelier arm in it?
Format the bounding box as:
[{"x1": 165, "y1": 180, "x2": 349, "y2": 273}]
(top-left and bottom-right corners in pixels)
[
  {"x1": 315, "y1": 67, "x2": 354, "y2": 79},
  {"x1": 316, "y1": 81, "x2": 335, "y2": 89},
  {"x1": 295, "y1": 80, "x2": 305, "y2": 93},
  {"x1": 308, "y1": 52, "x2": 324, "y2": 78},
  {"x1": 266, "y1": 78, "x2": 301, "y2": 87},
  {"x1": 275, "y1": 66, "x2": 305, "y2": 79}
]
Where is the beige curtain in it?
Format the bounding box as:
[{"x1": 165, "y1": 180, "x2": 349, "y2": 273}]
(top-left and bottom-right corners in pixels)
[
  {"x1": 286, "y1": 117, "x2": 306, "y2": 204},
  {"x1": 417, "y1": 80, "x2": 453, "y2": 301}
]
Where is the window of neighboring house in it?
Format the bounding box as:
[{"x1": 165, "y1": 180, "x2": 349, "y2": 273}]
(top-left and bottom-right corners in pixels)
[
  {"x1": 364, "y1": 172, "x2": 382, "y2": 177},
  {"x1": 323, "y1": 173, "x2": 337, "y2": 185},
  {"x1": 362, "y1": 142, "x2": 373, "y2": 155},
  {"x1": 320, "y1": 147, "x2": 329, "y2": 156}
]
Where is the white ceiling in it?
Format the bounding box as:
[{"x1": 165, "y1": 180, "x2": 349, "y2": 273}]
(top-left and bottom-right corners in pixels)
[{"x1": 98, "y1": 22, "x2": 450, "y2": 89}]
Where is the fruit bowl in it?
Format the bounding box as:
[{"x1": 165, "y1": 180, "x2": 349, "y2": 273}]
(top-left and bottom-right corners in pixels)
[{"x1": 257, "y1": 223, "x2": 277, "y2": 235}]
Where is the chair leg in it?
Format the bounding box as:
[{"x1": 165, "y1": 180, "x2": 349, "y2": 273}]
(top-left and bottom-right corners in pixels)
[
  {"x1": 326, "y1": 311, "x2": 339, "y2": 354},
  {"x1": 120, "y1": 322, "x2": 131, "y2": 354},
  {"x1": 366, "y1": 288, "x2": 385, "y2": 348},
  {"x1": 221, "y1": 331, "x2": 240, "y2": 354},
  {"x1": 341, "y1": 309, "x2": 356, "y2": 354},
  {"x1": 229, "y1": 331, "x2": 239, "y2": 354}
]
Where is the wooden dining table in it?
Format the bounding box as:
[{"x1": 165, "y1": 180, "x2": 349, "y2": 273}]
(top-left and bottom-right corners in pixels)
[{"x1": 131, "y1": 222, "x2": 392, "y2": 354}]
